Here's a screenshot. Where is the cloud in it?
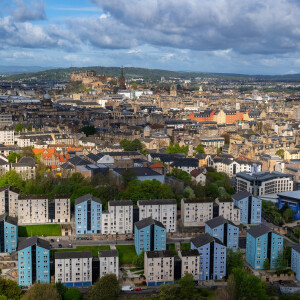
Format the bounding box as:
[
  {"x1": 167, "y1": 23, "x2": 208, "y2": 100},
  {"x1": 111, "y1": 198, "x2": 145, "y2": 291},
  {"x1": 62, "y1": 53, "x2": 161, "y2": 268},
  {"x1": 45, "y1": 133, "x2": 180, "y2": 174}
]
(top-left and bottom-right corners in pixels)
[{"x1": 11, "y1": 0, "x2": 46, "y2": 22}]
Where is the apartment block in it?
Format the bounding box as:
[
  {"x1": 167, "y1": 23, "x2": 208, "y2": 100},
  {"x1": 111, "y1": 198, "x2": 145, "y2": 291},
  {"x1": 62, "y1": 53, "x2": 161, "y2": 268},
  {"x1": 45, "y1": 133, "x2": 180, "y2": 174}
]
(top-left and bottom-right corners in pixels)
[
  {"x1": 144, "y1": 250, "x2": 174, "y2": 286},
  {"x1": 98, "y1": 250, "x2": 119, "y2": 279},
  {"x1": 0, "y1": 185, "x2": 19, "y2": 217},
  {"x1": 75, "y1": 194, "x2": 102, "y2": 235},
  {"x1": 215, "y1": 198, "x2": 240, "y2": 225},
  {"x1": 181, "y1": 198, "x2": 213, "y2": 227},
  {"x1": 18, "y1": 195, "x2": 70, "y2": 225},
  {"x1": 291, "y1": 244, "x2": 300, "y2": 281},
  {"x1": 232, "y1": 191, "x2": 261, "y2": 224},
  {"x1": 246, "y1": 224, "x2": 283, "y2": 270},
  {"x1": 191, "y1": 233, "x2": 226, "y2": 280},
  {"x1": 134, "y1": 217, "x2": 166, "y2": 255},
  {"x1": 205, "y1": 216, "x2": 239, "y2": 250},
  {"x1": 138, "y1": 199, "x2": 177, "y2": 232},
  {"x1": 18, "y1": 236, "x2": 50, "y2": 286},
  {"x1": 236, "y1": 171, "x2": 293, "y2": 196},
  {"x1": 0, "y1": 130, "x2": 14, "y2": 145},
  {"x1": 178, "y1": 249, "x2": 199, "y2": 281},
  {"x1": 0, "y1": 214, "x2": 18, "y2": 252},
  {"x1": 55, "y1": 251, "x2": 93, "y2": 287}
]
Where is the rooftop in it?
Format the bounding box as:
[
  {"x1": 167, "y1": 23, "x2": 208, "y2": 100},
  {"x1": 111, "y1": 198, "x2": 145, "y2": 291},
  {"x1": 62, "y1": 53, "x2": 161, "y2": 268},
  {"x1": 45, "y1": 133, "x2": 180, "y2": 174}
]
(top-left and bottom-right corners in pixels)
[{"x1": 55, "y1": 251, "x2": 92, "y2": 259}]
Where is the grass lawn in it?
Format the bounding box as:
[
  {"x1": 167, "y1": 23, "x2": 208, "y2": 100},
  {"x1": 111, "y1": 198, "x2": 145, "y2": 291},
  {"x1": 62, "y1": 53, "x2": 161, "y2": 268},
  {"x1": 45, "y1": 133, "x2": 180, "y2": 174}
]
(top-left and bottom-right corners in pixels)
[
  {"x1": 19, "y1": 224, "x2": 61, "y2": 237},
  {"x1": 196, "y1": 288, "x2": 215, "y2": 299},
  {"x1": 168, "y1": 243, "x2": 190, "y2": 255},
  {"x1": 51, "y1": 245, "x2": 110, "y2": 257},
  {"x1": 116, "y1": 245, "x2": 137, "y2": 265}
]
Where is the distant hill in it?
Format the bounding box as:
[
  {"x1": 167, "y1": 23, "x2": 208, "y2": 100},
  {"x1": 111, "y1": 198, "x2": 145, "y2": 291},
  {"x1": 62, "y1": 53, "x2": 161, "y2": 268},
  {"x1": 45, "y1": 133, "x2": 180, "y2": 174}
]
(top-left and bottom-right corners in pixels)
[
  {"x1": 0, "y1": 65, "x2": 53, "y2": 75},
  {"x1": 3, "y1": 65, "x2": 300, "y2": 82}
]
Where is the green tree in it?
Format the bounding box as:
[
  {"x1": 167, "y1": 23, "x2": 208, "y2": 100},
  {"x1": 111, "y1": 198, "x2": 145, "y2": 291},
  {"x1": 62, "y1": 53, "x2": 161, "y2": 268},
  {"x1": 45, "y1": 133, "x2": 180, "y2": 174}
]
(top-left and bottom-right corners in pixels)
[
  {"x1": 195, "y1": 144, "x2": 205, "y2": 154},
  {"x1": 283, "y1": 208, "x2": 294, "y2": 221},
  {"x1": 230, "y1": 268, "x2": 268, "y2": 300},
  {"x1": 183, "y1": 186, "x2": 195, "y2": 198},
  {"x1": 121, "y1": 169, "x2": 137, "y2": 186},
  {"x1": 263, "y1": 257, "x2": 270, "y2": 270},
  {"x1": 21, "y1": 146, "x2": 35, "y2": 158},
  {"x1": 170, "y1": 168, "x2": 192, "y2": 185},
  {"x1": 64, "y1": 288, "x2": 82, "y2": 300},
  {"x1": 0, "y1": 278, "x2": 22, "y2": 300},
  {"x1": 133, "y1": 250, "x2": 144, "y2": 268},
  {"x1": 27, "y1": 125, "x2": 32, "y2": 131},
  {"x1": 14, "y1": 123, "x2": 24, "y2": 132},
  {"x1": 159, "y1": 284, "x2": 179, "y2": 300},
  {"x1": 216, "y1": 148, "x2": 222, "y2": 155},
  {"x1": 275, "y1": 251, "x2": 288, "y2": 275},
  {"x1": 23, "y1": 283, "x2": 60, "y2": 300},
  {"x1": 207, "y1": 183, "x2": 219, "y2": 198},
  {"x1": 81, "y1": 125, "x2": 96, "y2": 136},
  {"x1": 120, "y1": 139, "x2": 144, "y2": 151},
  {"x1": 178, "y1": 273, "x2": 195, "y2": 300},
  {"x1": 0, "y1": 295, "x2": 7, "y2": 300},
  {"x1": 7, "y1": 152, "x2": 22, "y2": 163},
  {"x1": 0, "y1": 171, "x2": 24, "y2": 191},
  {"x1": 275, "y1": 149, "x2": 285, "y2": 159},
  {"x1": 55, "y1": 281, "x2": 68, "y2": 299},
  {"x1": 227, "y1": 249, "x2": 244, "y2": 275},
  {"x1": 166, "y1": 143, "x2": 188, "y2": 156},
  {"x1": 88, "y1": 274, "x2": 120, "y2": 300}
]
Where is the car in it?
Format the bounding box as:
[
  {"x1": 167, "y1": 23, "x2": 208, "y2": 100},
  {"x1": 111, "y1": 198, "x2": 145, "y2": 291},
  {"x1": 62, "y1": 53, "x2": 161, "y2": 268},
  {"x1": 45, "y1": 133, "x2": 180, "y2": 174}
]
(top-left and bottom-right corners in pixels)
[
  {"x1": 49, "y1": 244, "x2": 52, "y2": 249},
  {"x1": 68, "y1": 244, "x2": 73, "y2": 248},
  {"x1": 50, "y1": 239, "x2": 54, "y2": 243},
  {"x1": 121, "y1": 285, "x2": 134, "y2": 292},
  {"x1": 135, "y1": 287, "x2": 142, "y2": 291},
  {"x1": 58, "y1": 244, "x2": 63, "y2": 248},
  {"x1": 57, "y1": 238, "x2": 60, "y2": 242},
  {"x1": 126, "y1": 237, "x2": 133, "y2": 241}
]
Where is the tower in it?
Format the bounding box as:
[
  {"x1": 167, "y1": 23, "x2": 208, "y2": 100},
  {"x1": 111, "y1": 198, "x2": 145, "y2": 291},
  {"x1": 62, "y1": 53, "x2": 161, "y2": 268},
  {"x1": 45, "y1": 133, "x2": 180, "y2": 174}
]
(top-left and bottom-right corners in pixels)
[
  {"x1": 170, "y1": 84, "x2": 177, "y2": 97},
  {"x1": 119, "y1": 66, "x2": 126, "y2": 90}
]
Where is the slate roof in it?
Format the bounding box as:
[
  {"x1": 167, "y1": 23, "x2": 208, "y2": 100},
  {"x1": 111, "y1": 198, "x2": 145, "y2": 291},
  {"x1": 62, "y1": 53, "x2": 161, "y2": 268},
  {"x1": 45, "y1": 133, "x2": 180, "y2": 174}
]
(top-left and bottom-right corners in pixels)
[
  {"x1": 179, "y1": 249, "x2": 199, "y2": 257},
  {"x1": 109, "y1": 200, "x2": 133, "y2": 206},
  {"x1": 138, "y1": 199, "x2": 176, "y2": 206},
  {"x1": 55, "y1": 251, "x2": 92, "y2": 259},
  {"x1": 237, "y1": 171, "x2": 293, "y2": 182},
  {"x1": 191, "y1": 233, "x2": 224, "y2": 248},
  {"x1": 247, "y1": 224, "x2": 272, "y2": 238},
  {"x1": 75, "y1": 194, "x2": 102, "y2": 205},
  {"x1": 98, "y1": 250, "x2": 118, "y2": 258},
  {"x1": 231, "y1": 191, "x2": 252, "y2": 201},
  {"x1": 146, "y1": 250, "x2": 174, "y2": 258},
  {"x1": 278, "y1": 191, "x2": 300, "y2": 201},
  {"x1": 205, "y1": 216, "x2": 237, "y2": 229},
  {"x1": 292, "y1": 244, "x2": 300, "y2": 253},
  {"x1": 182, "y1": 198, "x2": 213, "y2": 203},
  {"x1": 114, "y1": 167, "x2": 162, "y2": 177},
  {"x1": 135, "y1": 217, "x2": 165, "y2": 230},
  {"x1": 18, "y1": 236, "x2": 50, "y2": 251}
]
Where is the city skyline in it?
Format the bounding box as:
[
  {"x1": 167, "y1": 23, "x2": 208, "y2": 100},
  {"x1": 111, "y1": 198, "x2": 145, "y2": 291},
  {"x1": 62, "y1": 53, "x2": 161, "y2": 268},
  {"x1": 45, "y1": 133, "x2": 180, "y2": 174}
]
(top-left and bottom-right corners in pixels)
[{"x1": 2, "y1": 0, "x2": 300, "y2": 75}]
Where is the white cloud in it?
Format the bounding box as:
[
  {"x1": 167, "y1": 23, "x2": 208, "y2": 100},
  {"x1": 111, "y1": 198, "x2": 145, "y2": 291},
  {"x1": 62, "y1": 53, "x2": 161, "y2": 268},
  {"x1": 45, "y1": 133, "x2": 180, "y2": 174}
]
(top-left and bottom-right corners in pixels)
[{"x1": 12, "y1": 0, "x2": 46, "y2": 21}]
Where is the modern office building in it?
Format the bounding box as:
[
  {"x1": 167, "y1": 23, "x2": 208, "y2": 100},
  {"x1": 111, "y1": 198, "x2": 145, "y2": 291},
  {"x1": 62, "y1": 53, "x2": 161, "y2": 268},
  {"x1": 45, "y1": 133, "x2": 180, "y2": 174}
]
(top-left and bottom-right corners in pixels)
[
  {"x1": 181, "y1": 198, "x2": 214, "y2": 227},
  {"x1": 191, "y1": 233, "x2": 226, "y2": 280},
  {"x1": 236, "y1": 171, "x2": 293, "y2": 196},
  {"x1": 144, "y1": 250, "x2": 174, "y2": 286},
  {"x1": 178, "y1": 249, "x2": 200, "y2": 281},
  {"x1": 18, "y1": 195, "x2": 70, "y2": 225},
  {"x1": 246, "y1": 224, "x2": 283, "y2": 270},
  {"x1": 75, "y1": 194, "x2": 102, "y2": 235},
  {"x1": 18, "y1": 236, "x2": 50, "y2": 286},
  {"x1": 291, "y1": 244, "x2": 300, "y2": 281},
  {"x1": 55, "y1": 251, "x2": 93, "y2": 287},
  {"x1": 138, "y1": 199, "x2": 177, "y2": 232},
  {"x1": 0, "y1": 214, "x2": 18, "y2": 252},
  {"x1": 134, "y1": 217, "x2": 166, "y2": 255},
  {"x1": 205, "y1": 216, "x2": 239, "y2": 250},
  {"x1": 98, "y1": 250, "x2": 119, "y2": 279},
  {"x1": 278, "y1": 191, "x2": 300, "y2": 220},
  {"x1": 232, "y1": 191, "x2": 261, "y2": 224}
]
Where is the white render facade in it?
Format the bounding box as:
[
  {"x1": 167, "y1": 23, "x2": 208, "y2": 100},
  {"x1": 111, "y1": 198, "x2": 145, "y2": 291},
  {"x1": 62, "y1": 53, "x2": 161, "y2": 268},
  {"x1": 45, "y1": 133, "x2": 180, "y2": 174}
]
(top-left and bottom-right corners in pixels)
[
  {"x1": 215, "y1": 199, "x2": 240, "y2": 225},
  {"x1": 55, "y1": 252, "x2": 93, "y2": 287},
  {"x1": 98, "y1": 250, "x2": 119, "y2": 279},
  {"x1": 178, "y1": 250, "x2": 200, "y2": 281},
  {"x1": 0, "y1": 130, "x2": 14, "y2": 145},
  {"x1": 181, "y1": 198, "x2": 213, "y2": 227},
  {"x1": 138, "y1": 199, "x2": 177, "y2": 233},
  {"x1": 0, "y1": 186, "x2": 19, "y2": 217}
]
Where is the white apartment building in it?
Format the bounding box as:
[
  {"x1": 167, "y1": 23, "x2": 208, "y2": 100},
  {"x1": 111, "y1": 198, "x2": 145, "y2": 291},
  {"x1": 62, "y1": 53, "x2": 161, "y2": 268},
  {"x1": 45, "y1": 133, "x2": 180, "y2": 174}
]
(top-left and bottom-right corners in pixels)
[
  {"x1": 11, "y1": 157, "x2": 36, "y2": 180},
  {"x1": 101, "y1": 200, "x2": 133, "y2": 234},
  {"x1": 178, "y1": 249, "x2": 199, "y2": 281},
  {"x1": 181, "y1": 198, "x2": 214, "y2": 227},
  {"x1": 236, "y1": 171, "x2": 293, "y2": 196},
  {"x1": 144, "y1": 251, "x2": 174, "y2": 286},
  {"x1": 18, "y1": 196, "x2": 70, "y2": 224},
  {"x1": 215, "y1": 198, "x2": 240, "y2": 225},
  {"x1": 55, "y1": 251, "x2": 93, "y2": 287},
  {"x1": 0, "y1": 130, "x2": 14, "y2": 145},
  {"x1": 98, "y1": 250, "x2": 119, "y2": 279},
  {"x1": 138, "y1": 199, "x2": 177, "y2": 233},
  {"x1": 0, "y1": 186, "x2": 19, "y2": 217}
]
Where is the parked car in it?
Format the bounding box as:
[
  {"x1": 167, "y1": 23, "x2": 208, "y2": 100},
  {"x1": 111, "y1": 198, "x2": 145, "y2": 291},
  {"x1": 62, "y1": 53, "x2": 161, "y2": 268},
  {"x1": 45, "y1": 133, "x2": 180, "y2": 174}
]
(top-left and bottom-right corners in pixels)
[
  {"x1": 135, "y1": 287, "x2": 142, "y2": 291},
  {"x1": 121, "y1": 285, "x2": 134, "y2": 292},
  {"x1": 49, "y1": 244, "x2": 52, "y2": 249},
  {"x1": 58, "y1": 244, "x2": 62, "y2": 248},
  {"x1": 57, "y1": 238, "x2": 60, "y2": 242},
  {"x1": 50, "y1": 239, "x2": 54, "y2": 243},
  {"x1": 68, "y1": 244, "x2": 73, "y2": 248},
  {"x1": 126, "y1": 237, "x2": 133, "y2": 241}
]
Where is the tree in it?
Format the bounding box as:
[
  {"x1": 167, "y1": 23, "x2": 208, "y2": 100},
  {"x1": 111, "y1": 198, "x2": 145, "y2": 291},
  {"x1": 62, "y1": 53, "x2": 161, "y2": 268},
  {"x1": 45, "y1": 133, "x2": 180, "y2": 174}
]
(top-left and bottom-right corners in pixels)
[
  {"x1": 14, "y1": 123, "x2": 24, "y2": 132},
  {"x1": 0, "y1": 171, "x2": 24, "y2": 191},
  {"x1": 27, "y1": 125, "x2": 32, "y2": 131},
  {"x1": 195, "y1": 144, "x2": 205, "y2": 154},
  {"x1": 178, "y1": 273, "x2": 195, "y2": 300},
  {"x1": 133, "y1": 250, "x2": 144, "y2": 268},
  {"x1": 216, "y1": 148, "x2": 222, "y2": 155},
  {"x1": 207, "y1": 183, "x2": 219, "y2": 198},
  {"x1": 81, "y1": 125, "x2": 96, "y2": 136},
  {"x1": 23, "y1": 283, "x2": 60, "y2": 300},
  {"x1": 55, "y1": 281, "x2": 68, "y2": 299},
  {"x1": 0, "y1": 278, "x2": 22, "y2": 300},
  {"x1": 170, "y1": 168, "x2": 191, "y2": 185},
  {"x1": 64, "y1": 288, "x2": 82, "y2": 300},
  {"x1": 120, "y1": 139, "x2": 144, "y2": 151},
  {"x1": 166, "y1": 143, "x2": 188, "y2": 156},
  {"x1": 283, "y1": 208, "x2": 294, "y2": 221},
  {"x1": 275, "y1": 149, "x2": 285, "y2": 159},
  {"x1": 7, "y1": 152, "x2": 22, "y2": 163},
  {"x1": 121, "y1": 169, "x2": 137, "y2": 186},
  {"x1": 159, "y1": 284, "x2": 179, "y2": 300},
  {"x1": 21, "y1": 146, "x2": 35, "y2": 158},
  {"x1": 263, "y1": 257, "x2": 270, "y2": 270},
  {"x1": 183, "y1": 186, "x2": 195, "y2": 198},
  {"x1": 88, "y1": 274, "x2": 120, "y2": 300},
  {"x1": 227, "y1": 249, "x2": 243, "y2": 275},
  {"x1": 275, "y1": 251, "x2": 288, "y2": 275},
  {"x1": 263, "y1": 123, "x2": 272, "y2": 134}
]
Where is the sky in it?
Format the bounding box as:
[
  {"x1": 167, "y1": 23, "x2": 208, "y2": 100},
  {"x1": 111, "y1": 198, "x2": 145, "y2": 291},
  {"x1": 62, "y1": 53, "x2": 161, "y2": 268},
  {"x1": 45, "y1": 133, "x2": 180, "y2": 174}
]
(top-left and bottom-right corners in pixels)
[{"x1": 2, "y1": 0, "x2": 300, "y2": 74}]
